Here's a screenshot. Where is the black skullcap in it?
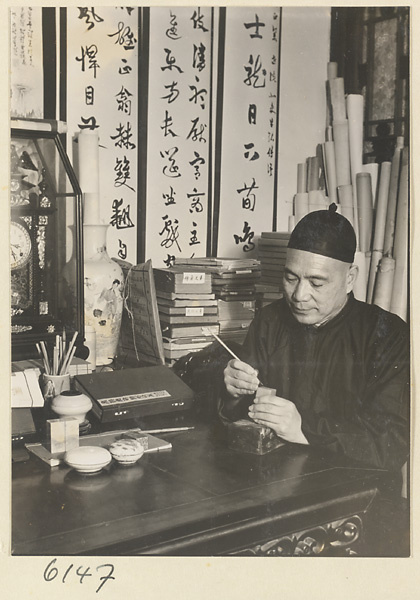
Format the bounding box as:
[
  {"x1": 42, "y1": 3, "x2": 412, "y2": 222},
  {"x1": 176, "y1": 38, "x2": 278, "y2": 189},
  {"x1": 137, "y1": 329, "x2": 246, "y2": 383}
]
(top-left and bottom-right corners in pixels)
[{"x1": 288, "y1": 203, "x2": 356, "y2": 263}]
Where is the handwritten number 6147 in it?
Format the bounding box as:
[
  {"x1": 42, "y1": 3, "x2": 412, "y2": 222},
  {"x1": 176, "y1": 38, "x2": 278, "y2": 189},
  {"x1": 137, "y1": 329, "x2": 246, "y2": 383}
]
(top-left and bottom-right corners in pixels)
[{"x1": 44, "y1": 558, "x2": 115, "y2": 593}]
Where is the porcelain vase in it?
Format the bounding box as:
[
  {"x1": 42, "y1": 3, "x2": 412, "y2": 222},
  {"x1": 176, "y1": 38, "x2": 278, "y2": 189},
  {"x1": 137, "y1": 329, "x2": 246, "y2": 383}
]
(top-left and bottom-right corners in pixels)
[{"x1": 83, "y1": 223, "x2": 124, "y2": 365}]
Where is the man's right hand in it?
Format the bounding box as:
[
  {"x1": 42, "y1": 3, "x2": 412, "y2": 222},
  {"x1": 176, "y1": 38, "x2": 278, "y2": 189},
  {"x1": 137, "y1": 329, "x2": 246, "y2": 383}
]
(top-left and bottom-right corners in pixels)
[{"x1": 224, "y1": 359, "x2": 260, "y2": 398}]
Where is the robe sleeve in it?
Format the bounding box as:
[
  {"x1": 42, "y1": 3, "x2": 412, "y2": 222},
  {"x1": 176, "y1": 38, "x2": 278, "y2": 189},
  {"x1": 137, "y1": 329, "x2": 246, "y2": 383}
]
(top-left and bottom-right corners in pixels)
[
  {"x1": 299, "y1": 323, "x2": 409, "y2": 471},
  {"x1": 217, "y1": 311, "x2": 271, "y2": 424}
]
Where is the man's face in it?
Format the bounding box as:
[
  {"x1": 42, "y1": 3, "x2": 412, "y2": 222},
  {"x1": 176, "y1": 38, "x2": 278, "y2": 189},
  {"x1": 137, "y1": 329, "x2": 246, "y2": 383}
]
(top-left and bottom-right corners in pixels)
[{"x1": 283, "y1": 248, "x2": 355, "y2": 326}]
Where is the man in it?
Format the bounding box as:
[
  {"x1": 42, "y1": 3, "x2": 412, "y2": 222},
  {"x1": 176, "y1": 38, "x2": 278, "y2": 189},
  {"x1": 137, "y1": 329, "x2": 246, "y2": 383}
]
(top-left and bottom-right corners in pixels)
[{"x1": 222, "y1": 205, "x2": 409, "y2": 471}]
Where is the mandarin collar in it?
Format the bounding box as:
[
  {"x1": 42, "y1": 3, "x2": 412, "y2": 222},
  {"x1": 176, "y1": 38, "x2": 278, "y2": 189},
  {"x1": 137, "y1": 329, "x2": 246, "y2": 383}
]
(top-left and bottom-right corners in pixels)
[{"x1": 285, "y1": 293, "x2": 356, "y2": 333}]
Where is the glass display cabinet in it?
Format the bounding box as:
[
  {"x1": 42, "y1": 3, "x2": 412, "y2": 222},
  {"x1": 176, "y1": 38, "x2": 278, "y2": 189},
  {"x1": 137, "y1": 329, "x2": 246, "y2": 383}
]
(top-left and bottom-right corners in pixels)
[{"x1": 10, "y1": 120, "x2": 84, "y2": 360}]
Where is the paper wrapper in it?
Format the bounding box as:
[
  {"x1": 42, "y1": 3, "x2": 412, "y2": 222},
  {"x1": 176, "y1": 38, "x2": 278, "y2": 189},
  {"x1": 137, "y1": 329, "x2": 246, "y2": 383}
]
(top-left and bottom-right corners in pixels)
[{"x1": 116, "y1": 259, "x2": 165, "y2": 366}]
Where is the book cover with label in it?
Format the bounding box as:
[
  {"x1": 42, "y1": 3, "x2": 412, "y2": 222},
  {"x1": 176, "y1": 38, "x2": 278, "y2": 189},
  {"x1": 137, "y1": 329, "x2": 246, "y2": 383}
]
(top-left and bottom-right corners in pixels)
[
  {"x1": 153, "y1": 268, "x2": 212, "y2": 293},
  {"x1": 74, "y1": 366, "x2": 194, "y2": 421}
]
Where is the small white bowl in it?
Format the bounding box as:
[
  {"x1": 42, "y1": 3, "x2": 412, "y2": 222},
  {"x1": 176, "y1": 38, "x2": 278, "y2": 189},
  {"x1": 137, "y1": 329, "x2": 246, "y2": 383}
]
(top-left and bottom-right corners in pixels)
[
  {"x1": 109, "y1": 439, "x2": 145, "y2": 466},
  {"x1": 65, "y1": 445, "x2": 112, "y2": 473}
]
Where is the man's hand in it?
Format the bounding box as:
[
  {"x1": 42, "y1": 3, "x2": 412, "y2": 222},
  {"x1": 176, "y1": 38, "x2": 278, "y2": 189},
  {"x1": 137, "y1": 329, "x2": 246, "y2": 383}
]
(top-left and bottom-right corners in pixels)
[
  {"x1": 248, "y1": 394, "x2": 309, "y2": 445},
  {"x1": 224, "y1": 359, "x2": 259, "y2": 398}
]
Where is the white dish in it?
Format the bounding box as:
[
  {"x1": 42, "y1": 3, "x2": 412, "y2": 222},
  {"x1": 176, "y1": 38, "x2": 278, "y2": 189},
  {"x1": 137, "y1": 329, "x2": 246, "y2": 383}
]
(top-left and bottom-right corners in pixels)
[{"x1": 65, "y1": 445, "x2": 112, "y2": 473}]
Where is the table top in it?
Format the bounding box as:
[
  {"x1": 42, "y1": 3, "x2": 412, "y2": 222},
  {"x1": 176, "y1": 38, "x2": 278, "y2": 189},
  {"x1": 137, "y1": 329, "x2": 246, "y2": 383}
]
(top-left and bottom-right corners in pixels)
[{"x1": 12, "y1": 419, "x2": 391, "y2": 556}]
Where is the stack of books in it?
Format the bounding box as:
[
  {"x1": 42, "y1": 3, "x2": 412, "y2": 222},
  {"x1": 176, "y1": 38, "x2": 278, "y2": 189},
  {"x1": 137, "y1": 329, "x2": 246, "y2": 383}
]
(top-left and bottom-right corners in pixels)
[
  {"x1": 68, "y1": 356, "x2": 94, "y2": 377},
  {"x1": 255, "y1": 283, "x2": 284, "y2": 310},
  {"x1": 175, "y1": 257, "x2": 261, "y2": 301},
  {"x1": 153, "y1": 267, "x2": 219, "y2": 365},
  {"x1": 217, "y1": 298, "x2": 256, "y2": 344},
  {"x1": 258, "y1": 232, "x2": 290, "y2": 289},
  {"x1": 174, "y1": 257, "x2": 261, "y2": 344}
]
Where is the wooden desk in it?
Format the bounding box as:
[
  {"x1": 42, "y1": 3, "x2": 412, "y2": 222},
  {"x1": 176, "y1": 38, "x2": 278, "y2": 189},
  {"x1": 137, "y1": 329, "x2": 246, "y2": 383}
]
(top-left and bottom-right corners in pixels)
[{"x1": 12, "y1": 420, "x2": 405, "y2": 556}]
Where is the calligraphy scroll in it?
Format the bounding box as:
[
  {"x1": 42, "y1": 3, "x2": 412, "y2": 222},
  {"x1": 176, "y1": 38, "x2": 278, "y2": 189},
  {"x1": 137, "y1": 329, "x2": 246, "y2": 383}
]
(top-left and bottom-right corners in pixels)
[
  {"x1": 66, "y1": 7, "x2": 138, "y2": 264},
  {"x1": 215, "y1": 8, "x2": 281, "y2": 257},
  {"x1": 146, "y1": 6, "x2": 212, "y2": 267},
  {"x1": 10, "y1": 7, "x2": 44, "y2": 118}
]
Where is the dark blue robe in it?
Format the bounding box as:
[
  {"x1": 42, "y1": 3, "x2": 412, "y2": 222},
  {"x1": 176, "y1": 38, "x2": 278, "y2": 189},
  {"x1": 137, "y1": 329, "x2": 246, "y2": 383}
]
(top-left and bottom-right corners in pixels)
[{"x1": 219, "y1": 293, "x2": 409, "y2": 471}]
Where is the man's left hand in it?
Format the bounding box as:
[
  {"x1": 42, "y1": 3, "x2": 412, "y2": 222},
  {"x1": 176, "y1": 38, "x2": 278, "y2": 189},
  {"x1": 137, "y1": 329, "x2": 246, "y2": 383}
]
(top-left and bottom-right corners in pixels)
[{"x1": 248, "y1": 394, "x2": 309, "y2": 445}]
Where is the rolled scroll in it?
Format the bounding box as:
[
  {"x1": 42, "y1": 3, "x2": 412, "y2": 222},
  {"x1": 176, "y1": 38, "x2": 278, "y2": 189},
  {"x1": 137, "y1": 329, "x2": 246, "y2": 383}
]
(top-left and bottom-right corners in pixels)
[
  {"x1": 288, "y1": 215, "x2": 296, "y2": 233},
  {"x1": 307, "y1": 156, "x2": 321, "y2": 192},
  {"x1": 333, "y1": 120, "x2": 352, "y2": 187},
  {"x1": 347, "y1": 94, "x2": 364, "y2": 246},
  {"x1": 297, "y1": 163, "x2": 307, "y2": 193},
  {"x1": 329, "y1": 78, "x2": 346, "y2": 122},
  {"x1": 353, "y1": 250, "x2": 368, "y2": 303},
  {"x1": 373, "y1": 256, "x2": 395, "y2": 312},
  {"x1": 362, "y1": 163, "x2": 379, "y2": 209},
  {"x1": 366, "y1": 162, "x2": 391, "y2": 303},
  {"x1": 347, "y1": 95, "x2": 364, "y2": 186},
  {"x1": 356, "y1": 172, "x2": 373, "y2": 253},
  {"x1": 327, "y1": 62, "x2": 338, "y2": 80},
  {"x1": 323, "y1": 141, "x2": 338, "y2": 204},
  {"x1": 337, "y1": 184, "x2": 354, "y2": 228},
  {"x1": 390, "y1": 148, "x2": 409, "y2": 321},
  {"x1": 294, "y1": 193, "x2": 309, "y2": 224},
  {"x1": 308, "y1": 190, "x2": 328, "y2": 213},
  {"x1": 383, "y1": 137, "x2": 404, "y2": 257},
  {"x1": 326, "y1": 65, "x2": 338, "y2": 127}
]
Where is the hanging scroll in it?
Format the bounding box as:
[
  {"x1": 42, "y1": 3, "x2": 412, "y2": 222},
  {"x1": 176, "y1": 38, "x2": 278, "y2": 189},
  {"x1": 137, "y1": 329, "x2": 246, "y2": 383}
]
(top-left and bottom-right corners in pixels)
[
  {"x1": 66, "y1": 7, "x2": 138, "y2": 264},
  {"x1": 10, "y1": 7, "x2": 44, "y2": 118},
  {"x1": 146, "y1": 6, "x2": 212, "y2": 267},
  {"x1": 216, "y1": 7, "x2": 281, "y2": 257}
]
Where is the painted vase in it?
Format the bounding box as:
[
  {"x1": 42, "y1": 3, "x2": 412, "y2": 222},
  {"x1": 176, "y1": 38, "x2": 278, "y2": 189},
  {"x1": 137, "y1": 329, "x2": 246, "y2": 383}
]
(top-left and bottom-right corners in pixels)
[{"x1": 84, "y1": 224, "x2": 124, "y2": 365}]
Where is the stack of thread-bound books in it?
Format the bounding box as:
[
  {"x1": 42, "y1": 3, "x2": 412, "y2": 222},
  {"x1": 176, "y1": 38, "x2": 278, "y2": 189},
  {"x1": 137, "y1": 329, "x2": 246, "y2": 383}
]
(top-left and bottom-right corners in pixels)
[
  {"x1": 153, "y1": 266, "x2": 219, "y2": 365},
  {"x1": 256, "y1": 232, "x2": 289, "y2": 307},
  {"x1": 174, "y1": 257, "x2": 261, "y2": 345}
]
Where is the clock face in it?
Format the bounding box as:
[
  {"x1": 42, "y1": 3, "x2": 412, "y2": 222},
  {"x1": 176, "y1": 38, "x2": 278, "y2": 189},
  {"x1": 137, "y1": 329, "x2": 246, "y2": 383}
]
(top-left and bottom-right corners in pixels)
[{"x1": 10, "y1": 220, "x2": 32, "y2": 270}]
